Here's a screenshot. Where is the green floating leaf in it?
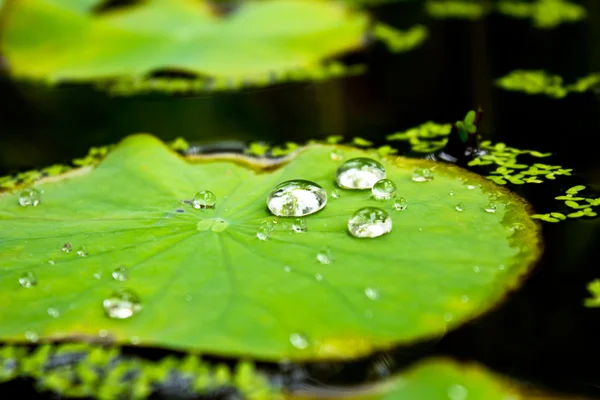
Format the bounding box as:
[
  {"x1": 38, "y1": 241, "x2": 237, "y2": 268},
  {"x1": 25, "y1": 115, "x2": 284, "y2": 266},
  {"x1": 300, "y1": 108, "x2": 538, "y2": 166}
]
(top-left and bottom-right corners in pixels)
[
  {"x1": 2, "y1": 0, "x2": 416, "y2": 93},
  {"x1": 497, "y1": 0, "x2": 586, "y2": 28},
  {"x1": 0, "y1": 135, "x2": 541, "y2": 361},
  {"x1": 426, "y1": 1, "x2": 490, "y2": 20},
  {"x1": 496, "y1": 70, "x2": 599, "y2": 98}
]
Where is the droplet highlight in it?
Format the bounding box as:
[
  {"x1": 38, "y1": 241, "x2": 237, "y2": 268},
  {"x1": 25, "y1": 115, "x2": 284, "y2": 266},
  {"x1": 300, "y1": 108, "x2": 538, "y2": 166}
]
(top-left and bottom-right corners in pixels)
[
  {"x1": 267, "y1": 180, "x2": 327, "y2": 217},
  {"x1": 484, "y1": 202, "x2": 497, "y2": 213},
  {"x1": 455, "y1": 203, "x2": 465, "y2": 212},
  {"x1": 292, "y1": 218, "x2": 307, "y2": 233},
  {"x1": 364, "y1": 287, "x2": 380, "y2": 300},
  {"x1": 103, "y1": 289, "x2": 142, "y2": 319},
  {"x1": 76, "y1": 246, "x2": 88, "y2": 257},
  {"x1": 348, "y1": 207, "x2": 392, "y2": 238},
  {"x1": 257, "y1": 220, "x2": 274, "y2": 241},
  {"x1": 111, "y1": 266, "x2": 129, "y2": 281},
  {"x1": 289, "y1": 333, "x2": 310, "y2": 349},
  {"x1": 192, "y1": 190, "x2": 217, "y2": 209},
  {"x1": 412, "y1": 167, "x2": 433, "y2": 182},
  {"x1": 372, "y1": 179, "x2": 397, "y2": 200},
  {"x1": 330, "y1": 149, "x2": 344, "y2": 161},
  {"x1": 316, "y1": 247, "x2": 334, "y2": 264},
  {"x1": 335, "y1": 158, "x2": 386, "y2": 189},
  {"x1": 393, "y1": 197, "x2": 408, "y2": 211},
  {"x1": 331, "y1": 189, "x2": 341, "y2": 199},
  {"x1": 47, "y1": 307, "x2": 60, "y2": 318},
  {"x1": 62, "y1": 243, "x2": 72, "y2": 253},
  {"x1": 19, "y1": 271, "x2": 37, "y2": 288},
  {"x1": 18, "y1": 188, "x2": 41, "y2": 207}
]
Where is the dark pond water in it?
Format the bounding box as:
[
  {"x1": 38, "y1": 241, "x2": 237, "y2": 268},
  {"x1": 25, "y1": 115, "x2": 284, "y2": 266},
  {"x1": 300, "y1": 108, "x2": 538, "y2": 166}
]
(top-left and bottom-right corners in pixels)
[{"x1": 1, "y1": 1, "x2": 599, "y2": 399}]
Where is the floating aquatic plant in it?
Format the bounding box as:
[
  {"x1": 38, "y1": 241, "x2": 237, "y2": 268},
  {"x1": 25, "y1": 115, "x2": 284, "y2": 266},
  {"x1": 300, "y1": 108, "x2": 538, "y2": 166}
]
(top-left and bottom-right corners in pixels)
[
  {"x1": 496, "y1": 70, "x2": 600, "y2": 98},
  {"x1": 0, "y1": 0, "x2": 428, "y2": 95}
]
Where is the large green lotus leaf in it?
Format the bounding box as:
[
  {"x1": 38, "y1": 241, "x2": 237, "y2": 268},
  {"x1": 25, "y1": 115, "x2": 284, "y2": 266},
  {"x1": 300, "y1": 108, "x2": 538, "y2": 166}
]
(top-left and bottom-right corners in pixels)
[
  {"x1": 0, "y1": 135, "x2": 541, "y2": 361},
  {"x1": 1, "y1": 0, "x2": 367, "y2": 81}
]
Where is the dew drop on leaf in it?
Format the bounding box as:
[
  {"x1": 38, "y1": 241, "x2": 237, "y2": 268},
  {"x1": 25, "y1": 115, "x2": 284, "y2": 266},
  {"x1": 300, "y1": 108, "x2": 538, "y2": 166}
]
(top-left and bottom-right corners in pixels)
[
  {"x1": 372, "y1": 179, "x2": 397, "y2": 200},
  {"x1": 76, "y1": 246, "x2": 88, "y2": 257},
  {"x1": 18, "y1": 188, "x2": 41, "y2": 207},
  {"x1": 103, "y1": 289, "x2": 142, "y2": 319},
  {"x1": 257, "y1": 220, "x2": 274, "y2": 241},
  {"x1": 111, "y1": 266, "x2": 129, "y2": 281},
  {"x1": 93, "y1": 272, "x2": 102, "y2": 280},
  {"x1": 473, "y1": 266, "x2": 481, "y2": 273},
  {"x1": 449, "y1": 190, "x2": 456, "y2": 196},
  {"x1": 283, "y1": 265, "x2": 291, "y2": 272},
  {"x1": 336, "y1": 158, "x2": 386, "y2": 189},
  {"x1": 364, "y1": 287, "x2": 380, "y2": 300},
  {"x1": 292, "y1": 218, "x2": 307, "y2": 233},
  {"x1": 484, "y1": 202, "x2": 497, "y2": 213},
  {"x1": 289, "y1": 333, "x2": 310, "y2": 349},
  {"x1": 330, "y1": 149, "x2": 344, "y2": 161},
  {"x1": 18, "y1": 271, "x2": 37, "y2": 288},
  {"x1": 447, "y1": 383, "x2": 468, "y2": 400},
  {"x1": 316, "y1": 247, "x2": 334, "y2": 264},
  {"x1": 393, "y1": 197, "x2": 408, "y2": 211},
  {"x1": 24, "y1": 331, "x2": 39, "y2": 343},
  {"x1": 348, "y1": 207, "x2": 392, "y2": 238},
  {"x1": 47, "y1": 307, "x2": 60, "y2": 318},
  {"x1": 412, "y1": 167, "x2": 434, "y2": 182},
  {"x1": 48, "y1": 259, "x2": 55, "y2": 265},
  {"x1": 467, "y1": 184, "x2": 476, "y2": 190},
  {"x1": 62, "y1": 243, "x2": 72, "y2": 253},
  {"x1": 331, "y1": 189, "x2": 341, "y2": 199},
  {"x1": 315, "y1": 273, "x2": 323, "y2": 281},
  {"x1": 267, "y1": 180, "x2": 327, "y2": 217},
  {"x1": 455, "y1": 203, "x2": 465, "y2": 212},
  {"x1": 192, "y1": 190, "x2": 216, "y2": 209}
]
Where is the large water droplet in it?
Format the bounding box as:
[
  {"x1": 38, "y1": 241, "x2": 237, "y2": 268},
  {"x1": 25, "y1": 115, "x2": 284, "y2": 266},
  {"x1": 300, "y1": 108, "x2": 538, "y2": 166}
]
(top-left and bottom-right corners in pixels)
[
  {"x1": 412, "y1": 167, "x2": 433, "y2": 182},
  {"x1": 76, "y1": 246, "x2": 88, "y2": 257},
  {"x1": 62, "y1": 243, "x2": 72, "y2": 253},
  {"x1": 19, "y1": 271, "x2": 37, "y2": 288},
  {"x1": 257, "y1": 220, "x2": 274, "y2": 241},
  {"x1": 292, "y1": 218, "x2": 307, "y2": 233},
  {"x1": 393, "y1": 197, "x2": 408, "y2": 211},
  {"x1": 348, "y1": 207, "x2": 392, "y2": 238},
  {"x1": 289, "y1": 333, "x2": 310, "y2": 349},
  {"x1": 455, "y1": 203, "x2": 465, "y2": 212},
  {"x1": 372, "y1": 179, "x2": 397, "y2": 200},
  {"x1": 112, "y1": 266, "x2": 129, "y2": 281},
  {"x1": 103, "y1": 289, "x2": 142, "y2": 319},
  {"x1": 192, "y1": 190, "x2": 216, "y2": 209},
  {"x1": 316, "y1": 247, "x2": 334, "y2": 264},
  {"x1": 484, "y1": 202, "x2": 497, "y2": 213},
  {"x1": 267, "y1": 180, "x2": 327, "y2": 217},
  {"x1": 336, "y1": 158, "x2": 386, "y2": 189},
  {"x1": 447, "y1": 384, "x2": 468, "y2": 400},
  {"x1": 18, "y1": 188, "x2": 41, "y2": 207},
  {"x1": 364, "y1": 287, "x2": 380, "y2": 300}
]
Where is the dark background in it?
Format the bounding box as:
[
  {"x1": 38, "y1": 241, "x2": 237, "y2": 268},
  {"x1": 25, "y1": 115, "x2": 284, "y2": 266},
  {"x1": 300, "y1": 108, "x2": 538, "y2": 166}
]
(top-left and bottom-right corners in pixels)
[{"x1": 0, "y1": 0, "x2": 599, "y2": 398}]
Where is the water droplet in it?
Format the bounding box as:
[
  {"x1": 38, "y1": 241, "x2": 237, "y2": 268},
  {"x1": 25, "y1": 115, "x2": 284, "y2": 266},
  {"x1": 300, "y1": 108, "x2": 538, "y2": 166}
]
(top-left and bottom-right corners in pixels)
[
  {"x1": 93, "y1": 272, "x2": 102, "y2": 280},
  {"x1": 449, "y1": 190, "x2": 456, "y2": 196},
  {"x1": 448, "y1": 383, "x2": 468, "y2": 400},
  {"x1": 48, "y1": 259, "x2": 55, "y2": 265},
  {"x1": 393, "y1": 197, "x2": 408, "y2": 211},
  {"x1": 76, "y1": 246, "x2": 88, "y2": 257},
  {"x1": 25, "y1": 331, "x2": 39, "y2": 343},
  {"x1": 348, "y1": 207, "x2": 392, "y2": 238},
  {"x1": 19, "y1": 271, "x2": 37, "y2": 288},
  {"x1": 267, "y1": 180, "x2": 327, "y2": 217},
  {"x1": 372, "y1": 179, "x2": 397, "y2": 200},
  {"x1": 412, "y1": 167, "x2": 433, "y2": 182},
  {"x1": 467, "y1": 184, "x2": 476, "y2": 190},
  {"x1": 111, "y1": 266, "x2": 129, "y2": 281},
  {"x1": 292, "y1": 218, "x2": 307, "y2": 233},
  {"x1": 289, "y1": 333, "x2": 310, "y2": 349},
  {"x1": 257, "y1": 220, "x2": 274, "y2": 241},
  {"x1": 18, "y1": 188, "x2": 41, "y2": 207},
  {"x1": 455, "y1": 203, "x2": 465, "y2": 212},
  {"x1": 331, "y1": 189, "x2": 341, "y2": 199},
  {"x1": 98, "y1": 329, "x2": 109, "y2": 338},
  {"x1": 130, "y1": 336, "x2": 141, "y2": 345},
  {"x1": 192, "y1": 190, "x2": 216, "y2": 209},
  {"x1": 47, "y1": 307, "x2": 60, "y2": 318},
  {"x1": 283, "y1": 265, "x2": 291, "y2": 272},
  {"x1": 103, "y1": 289, "x2": 142, "y2": 319},
  {"x1": 460, "y1": 295, "x2": 469, "y2": 303},
  {"x1": 510, "y1": 222, "x2": 525, "y2": 231},
  {"x1": 473, "y1": 266, "x2": 481, "y2": 273},
  {"x1": 364, "y1": 287, "x2": 380, "y2": 300},
  {"x1": 330, "y1": 149, "x2": 344, "y2": 161},
  {"x1": 316, "y1": 247, "x2": 334, "y2": 264},
  {"x1": 498, "y1": 264, "x2": 505, "y2": 271},
  {"x1": 62, "y1": 243, "x2": 72, "y2": 253},
  {"x1": 336, "y1": 158, "x2": 386, "y2": 189},
  {"x1": 484, "y1": 202, "x2": 497, "y2": 213},
  {"x1": 315, "y1": 273, "x2": 323, "y2": 281}
]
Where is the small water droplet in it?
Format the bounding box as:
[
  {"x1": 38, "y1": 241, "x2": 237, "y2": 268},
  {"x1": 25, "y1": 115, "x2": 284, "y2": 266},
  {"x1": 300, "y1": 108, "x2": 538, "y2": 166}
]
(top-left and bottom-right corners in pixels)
[
  {"x1": 467, "y1": 184, "x2": 476, "y2": 190},
  {"x1": 331, "y1": 189, "x2": 341, "y2": 199},
  {"x1": 111, "y1": 266, "x2": 129, "y2": 281},
  {"x1": 393, "y1": 197, "x2": 408, "y2": 211},
  {"x1": 98, "y1": 329, "x2": 109, "y2": 338},
  {"x1": 76, "y1": 246, "x2": 88, "y2": 257},
  {"x1": 18, "y1": 188, "x2": 41, "y2": 207},
  {"x1": 62, "y1": 243, "x2": 72, "y2": 253},
  {"x1": 130, "y1": 336, "x2": 141, "y2": 345},
  {"x1": 336, "y1": 158, "x2": 386, "y2": 189},
  {"x1": 498, "y1": 264, "x2": 505, "y2": 271},
  {"x1": 484, "y1": 202, "x2": 497, "y2": 213},
  {"x1": 19, "y1": 271, "x2": 37, "y2": 288},
  {"x1": 316, "y1": 247, "x2": 334, "y2": 264},
  {"x1": 348, "y1": 207, "x2": 392, "y2": 238},
  {"x1": 449, "y1": 190, "x2": 456, "y2": 196},
  {"x1": 25, "y1": 331, "x2": 39, "y2": 343},
  {"x1": 510, "y1": 222, "x2": 525, "y2": 231},
  {"x1": 412, "y1": 167, "x2": 433, "y2": 182},
  {"x1": 48, "y1": 259, "x2": 55, "y2": 265},
  {"x1": 289, "y1": 333, "x2": 310, "y2": 349},
  {"x1": 330, "y1": 149, "x2": 344, "y2": 161},
  {"x1": 267, "y1": 180, "x2": 327, "y2": 217},
  {"x1": 93, "y1": 272, "x2": 102, "y2": 280},
  {"x1": 372, "y1": 179, "x2": 397, "y2": 200},
  {"x1": 473, "y1": 266, "x2": 481, "y2": 273},
  {"x1": 455, "y1": 203, "x2": 465, "y2": 212},
  {"x1": 283, "y1": 265, "x2": 291, "y2": 272},
  {"x1": 448, "y1": 384, "x2": 468, "y2": 400},
  {"x1": 257, "y1": 220, "x2": 274, "y2": 241},
  {"x1": 315, "y1": 273, "x2": 323, "y2": 281},
  {"x1": 103, "y1": 289, "x2": 142, "y2": 319},
  {"x1": 460, "y1": 295, "x2": 469, "y2": 303},
  {"x1": 192, "y1": 190, "x2": 216, "y2": 209},
  {"x1": 292, "y1": 218, "x2": 307, "y2": 233},
  {"x1": 364, "y1": 287, "x2": 380, "y2": 300},
  {"x1": 47, "y1": 307, "x2": 60, "y2": 318}
]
